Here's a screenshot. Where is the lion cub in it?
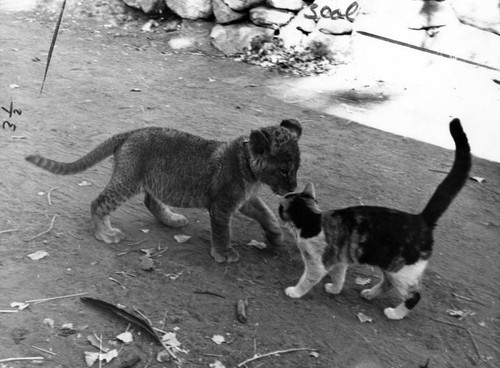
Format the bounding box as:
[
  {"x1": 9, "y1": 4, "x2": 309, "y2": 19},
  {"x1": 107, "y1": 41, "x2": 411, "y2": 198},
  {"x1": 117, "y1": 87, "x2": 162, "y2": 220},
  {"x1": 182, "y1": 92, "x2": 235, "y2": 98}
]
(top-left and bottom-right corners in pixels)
[{"x1": 26, "y1": 119, "x2": 302, "y2": 262}]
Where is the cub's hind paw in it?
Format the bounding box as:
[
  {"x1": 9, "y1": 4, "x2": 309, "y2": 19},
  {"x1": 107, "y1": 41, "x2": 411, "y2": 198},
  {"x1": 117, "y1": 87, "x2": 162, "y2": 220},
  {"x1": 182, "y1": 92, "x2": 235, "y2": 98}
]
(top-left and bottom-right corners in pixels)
[
  {"x1": 285, "y1": 286, "x2": 303, "y2": 298},
  {"x1": 95, "y1": 228, "x2": 125, "y2": 244},
  {"x1": 324, "y1": 283, "x2": 342, "y2": 294},
  {"x1": 210, "y1": 247, "x2": 240, "y2": 263},
  {"x1": 163, "y1": 213, "x2": 189, "y2": 228}
]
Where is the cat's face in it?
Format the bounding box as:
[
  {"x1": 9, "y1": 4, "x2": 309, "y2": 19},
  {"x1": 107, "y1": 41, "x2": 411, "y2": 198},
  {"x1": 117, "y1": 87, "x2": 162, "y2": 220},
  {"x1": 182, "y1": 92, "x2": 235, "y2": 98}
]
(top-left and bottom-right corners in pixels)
[{"x1": 279, "y1": 182, "x2": 318, "y2": 222}]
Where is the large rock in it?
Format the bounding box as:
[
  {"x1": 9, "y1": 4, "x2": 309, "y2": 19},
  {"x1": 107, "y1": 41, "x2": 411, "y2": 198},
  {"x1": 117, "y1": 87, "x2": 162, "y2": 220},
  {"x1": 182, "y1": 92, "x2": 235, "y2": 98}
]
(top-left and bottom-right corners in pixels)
[
  {"x1": 210, "y1": 22, "x2": 274, "y2": 55},
  {"x1": 165, "y1": 0, "x2": 213, "y2": 20},
  {"x1": 122, "y1": 0, "x2": 165, "y2": 14},
  {"x1": 249, "y1": 6, "x2": 295, "y2": 28},
  {"x1": 224, "y1": 0, "x2": 265, "y2": 12},
  {"x1": 317, "y1": 17, "x2": 353, "y2": 34},
  {"x1": 266, "y1": 0, "x2": 305, "y2": 12},
  {"x1": 213, "y1": 0, "x2": 246, "y2": 24}
]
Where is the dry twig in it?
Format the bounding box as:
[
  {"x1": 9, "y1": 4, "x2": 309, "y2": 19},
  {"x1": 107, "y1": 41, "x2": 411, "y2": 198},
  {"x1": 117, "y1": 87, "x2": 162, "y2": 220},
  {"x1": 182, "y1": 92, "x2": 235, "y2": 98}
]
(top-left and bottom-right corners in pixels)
[
  {"x1": 0, "y1": 228, "x2": 18, "y2": 234},
  {"x1": 466, "y1": 328, "x2": 484, "y2": 362},
  {"x1": 25, "y1": 215, "x2": 56, "y2": 242},
  {"x1": 236, "y1": 348, "x2": 317, "y2": 367},
  {"x1": 68, "y1": 231, "x2": 83, "y2": 240},
  {"x1": 193, "y1": 290, "x2": 226, "y2": 299},
  {"x1": 0, "y1": 357, "x2": 44, "y2": 363},
  {"x1": 31, "y1": 346, "x2": 56, "y2": 356},
  {"x1": 25, "y1": 291, "x2": 89, "y2": 304},
  {"x1": 47, "y1": 187, "x2": 59, "y2": 206},
  {"x1": 451, "y1": 292, "x2": 487, "y2": 306}
]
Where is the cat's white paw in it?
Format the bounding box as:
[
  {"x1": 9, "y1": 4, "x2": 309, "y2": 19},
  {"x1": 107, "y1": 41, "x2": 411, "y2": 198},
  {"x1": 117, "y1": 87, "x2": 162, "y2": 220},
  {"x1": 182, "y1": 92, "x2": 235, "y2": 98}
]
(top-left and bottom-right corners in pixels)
[
  {"x1": 285, "y1": 286, "x2": 303, "y2": 298},
  {"x1": 324, "y1": 283, "x2": 342, "y2": 294},
  {"x1": 384, "y1": 307, "x2": 406, "y2": 320}
]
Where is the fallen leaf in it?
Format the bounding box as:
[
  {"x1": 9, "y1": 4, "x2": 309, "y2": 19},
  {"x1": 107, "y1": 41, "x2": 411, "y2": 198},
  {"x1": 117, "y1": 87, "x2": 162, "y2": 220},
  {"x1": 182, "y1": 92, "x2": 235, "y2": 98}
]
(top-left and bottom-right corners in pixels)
[
  {"x1": 165, "y1": 272, "x2": 182, "y2": 280},
  {"x1": 138, "y1": 255, "x2": 154, "y2": 271},
  {"x1": 208, "y1": 78, "x2": 216, "y2": 82},
  {"x1": 162, "y1": 332, "x2": 181, "y2": 347},
  {"x1": 62, "y1": 323, "x2": 73, "y2": 329},
  {"x1": 156, "y1": 349, "x2": 171, "y2": 362},
  {"x1": 141, "y1": 248, "x2": 154, "y2": 257},
  {"x1": 357, "y1": 312, "x2": 373, "y2": 323},
  {"x1": 209, "y1": 360, "x2": 226, "y2": 368},
  {"x1": 355, "y1": 277, "x2": 371, "y2": 286},
  {"x1": 141, "y1": 228, "x2": 150, "y2": 233},
  {"x1": 130, "y1": 88, "x2": 142, "y2": 92},
  {"x1": 10, "y1": 302, "x2": 30, "y2": 310},
  {"x1": 173, "y1": 234, "x2": 191, "y2": 243},
  {"x1": 247, "y1": 239, "x2": 267, "y2": 249},
  {"x1": 309, "y1": 351, "x2": 319, "y2": 358},
  {"x1": 446, "y1": 308, "x2": 475, "y2": 319},
  {"x1": 211, "y1": 335, "x2": 225, "y2": 345},
  {"x1": 470, "y1": 176, "x2": 485, "y2": 183},
  {"x1": 28, "y1": 250, "x2": 49, "y2": 260},
  {"x1": 87, "y1": 334, "x2": 109, "y2": 352},
  {"x1": 37, "y1": 191, "x2": 46, "y2": 196},
  {"x1": 10, "y1": 84, "x2": 20, "y2": 89},
  {"x1": 478, "y1": 321, "x2": 486, "y2": 327},
  {"x1": 116, "y1": 331, "x2": 133, "y2": 344},
  {"x1": 84, "y1": 349, "x2": 118, "y2": 367},
  {"x1": 43, "y1": 318, "x2": 55, "y2": 328},
  {"x1": 78, "y1": 181, "x2": 92, "y2": 186}
]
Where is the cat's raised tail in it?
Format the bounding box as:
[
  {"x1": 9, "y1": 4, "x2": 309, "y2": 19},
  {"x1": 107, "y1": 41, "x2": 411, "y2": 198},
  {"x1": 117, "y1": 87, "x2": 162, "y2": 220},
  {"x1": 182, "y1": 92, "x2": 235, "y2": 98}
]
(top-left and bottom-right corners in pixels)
[
  {"x1": 25, "y1": 130, "x2": 137, "y2": 175},
  {"x1": 420, "y1": 118, "x2": 471, "y2": 227}
]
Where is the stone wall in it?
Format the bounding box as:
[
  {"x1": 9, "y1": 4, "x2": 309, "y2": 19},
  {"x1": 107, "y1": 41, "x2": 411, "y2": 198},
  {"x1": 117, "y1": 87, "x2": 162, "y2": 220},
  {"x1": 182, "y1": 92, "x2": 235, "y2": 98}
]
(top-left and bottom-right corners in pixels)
[{"x1": 123, "y1": 0, "x2": 361, "y2": 56}]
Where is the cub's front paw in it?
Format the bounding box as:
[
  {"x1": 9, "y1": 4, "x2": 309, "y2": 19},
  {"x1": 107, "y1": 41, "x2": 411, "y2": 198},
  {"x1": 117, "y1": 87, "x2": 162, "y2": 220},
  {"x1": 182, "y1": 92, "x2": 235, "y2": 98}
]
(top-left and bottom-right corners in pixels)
[
  {"x1": 285, "y1": 286, "x2": 303, "y2": 298},
  {"x1": 324, "y1": 283, "x2": 342, "y2": 294},
  {"x1": 264, "y1": 231, "x2": 284, "y2": 248},
  {"x1": 95, "y1": 228, "x2": 125, "y2": 244},
  {"x1": 210, "y1": 247, "x2": 240, "y2": 263}
]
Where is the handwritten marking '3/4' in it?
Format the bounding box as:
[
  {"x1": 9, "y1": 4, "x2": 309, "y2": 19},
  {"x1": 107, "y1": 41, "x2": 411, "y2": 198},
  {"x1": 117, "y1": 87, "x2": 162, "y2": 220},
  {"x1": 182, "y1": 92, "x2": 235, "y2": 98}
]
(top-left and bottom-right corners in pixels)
[{"x1": 2, "y1": 100, "x2": 22, "y2": 132}]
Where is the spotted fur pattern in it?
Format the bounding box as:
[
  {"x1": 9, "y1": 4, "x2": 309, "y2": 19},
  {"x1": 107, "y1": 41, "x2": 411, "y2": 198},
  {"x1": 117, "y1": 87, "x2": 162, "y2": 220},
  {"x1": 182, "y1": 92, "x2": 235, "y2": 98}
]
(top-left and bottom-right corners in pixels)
[
  {"x1": 26, "y1": 119, "x2": 302, "y2": 262},
  {"x1": 279, "y1": 119, "x2": 471, "y2": 319}
]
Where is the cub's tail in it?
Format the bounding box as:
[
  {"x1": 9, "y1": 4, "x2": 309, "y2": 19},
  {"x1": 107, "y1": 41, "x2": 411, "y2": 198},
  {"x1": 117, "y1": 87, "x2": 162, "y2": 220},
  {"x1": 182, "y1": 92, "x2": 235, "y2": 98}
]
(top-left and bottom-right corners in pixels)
[
  {"x1": 420, "y1": 118, "x2": 471, "y2": 227},
  {"x1": 26, "y1": 130, "x2": 136, "y2": 175}
]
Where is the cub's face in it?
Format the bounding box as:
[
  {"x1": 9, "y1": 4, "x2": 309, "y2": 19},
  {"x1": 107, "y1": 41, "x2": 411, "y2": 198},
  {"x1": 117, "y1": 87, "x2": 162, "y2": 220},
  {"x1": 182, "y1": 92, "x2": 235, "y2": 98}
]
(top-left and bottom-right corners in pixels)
[{"x1": 249, "y1": 120, "x2": 302, "y2": 196}]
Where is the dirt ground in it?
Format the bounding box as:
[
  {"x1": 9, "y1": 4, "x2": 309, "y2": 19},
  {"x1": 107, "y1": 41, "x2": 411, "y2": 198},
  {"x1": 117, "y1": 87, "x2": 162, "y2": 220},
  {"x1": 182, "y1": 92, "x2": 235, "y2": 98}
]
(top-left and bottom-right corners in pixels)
[{"x1": 1, "y1": 8, "x2": 499, "y2": 368}]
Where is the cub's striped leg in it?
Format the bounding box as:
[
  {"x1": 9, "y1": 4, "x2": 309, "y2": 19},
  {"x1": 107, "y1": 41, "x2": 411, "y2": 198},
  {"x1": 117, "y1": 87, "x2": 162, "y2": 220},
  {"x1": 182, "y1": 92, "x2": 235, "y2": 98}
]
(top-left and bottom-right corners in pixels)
[{"x1": 91, "y1": 179, "x2": 138, "y2": 244}]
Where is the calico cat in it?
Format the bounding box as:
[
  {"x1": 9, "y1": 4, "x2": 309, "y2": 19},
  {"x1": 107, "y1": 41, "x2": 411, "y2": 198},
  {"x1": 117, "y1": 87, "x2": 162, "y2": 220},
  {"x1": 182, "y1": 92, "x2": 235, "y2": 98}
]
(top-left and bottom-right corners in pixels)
[
  {"x1": 278, "y1": 119, "x2": 471, "y2": 319},
  {"x1": 26, "y1": 119, "x2": 302, "y2": 263}
]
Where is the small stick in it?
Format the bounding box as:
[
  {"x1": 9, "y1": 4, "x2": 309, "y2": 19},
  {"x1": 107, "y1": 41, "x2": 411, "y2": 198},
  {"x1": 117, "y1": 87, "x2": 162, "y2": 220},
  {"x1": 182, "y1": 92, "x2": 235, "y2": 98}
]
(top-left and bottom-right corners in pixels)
[
  {"x1": 25, "y1": 291, "x2": 89, "y2": 304},
  {"x1": 236, "y1": 348, "x2": 317, "y2": 367},
  {"x1": 0, "y1": 310, "x2": 18, "y2": 313},
  {"x1": 451, "y1": 292, "x2": 487, "y2": 306},
  {"x1": 25, "y1": 215, "x2": 56, "y2": 242},
  {"x1": 193, "y1": 290, "x2": 226, "y2": 299},
  {"x1": 127, "y1": 239, "x2": 147, "y2": 246},
  {"x1": 429, "y1": 317, "x2": 464, "y2": 329},
  {"x1": 115, "y1": 271, "x2": 136, "y2": 278},
  {"x1": 0, "y1": 228, "x2": 18, "y2": 234},
  {"x1": 47, "y1": 187, "x2": 59, "y2": 206},
  {"x1": 0, "y1": 357, "x2": 44, "y2": 363},
  {"x1": 151, "y1": 248, "x2": 169, "y2": 258},
  {"x1": 31, "y1": 346, "x2": 57, "y2": 356},
  {"x1": 109, "y1": 277, "x2": 126, "y2": 289},
  {"x1": 466, "y1": 327, "x2": 484, "y2": 362},
  {"x1": 200, "y1": 353, "x2": 224, "y2": 358},
  {"x1": 68, "y1": 231, "x2": 83, "y2": 240}
]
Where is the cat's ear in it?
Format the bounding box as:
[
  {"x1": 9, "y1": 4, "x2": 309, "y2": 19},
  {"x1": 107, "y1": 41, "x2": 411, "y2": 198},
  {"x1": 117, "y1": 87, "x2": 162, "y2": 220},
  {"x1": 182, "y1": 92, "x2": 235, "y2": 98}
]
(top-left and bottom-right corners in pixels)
[
  {"x1": 249, "y1": 129, "x2": 271, "y2": 155},
  {"x1": 303, "y1": 182, "x2": 315, "y2": 199},
  {"x1": 280, "y1": 119, "x2": 302, "y2": 139}
]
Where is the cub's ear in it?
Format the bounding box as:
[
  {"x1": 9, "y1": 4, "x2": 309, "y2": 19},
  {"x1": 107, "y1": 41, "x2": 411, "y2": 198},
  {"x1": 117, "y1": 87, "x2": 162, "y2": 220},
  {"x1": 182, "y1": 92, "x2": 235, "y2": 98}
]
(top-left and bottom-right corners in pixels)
[
  {"x1": 280, "y1": 119, "x2": 302, "y2": 139},
  {"x1": 303, "y1": 182, "x2": 315, "y2": 199},
  {"x1": 249, "y1": 129, "x2": 271, "y2": 155}
]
